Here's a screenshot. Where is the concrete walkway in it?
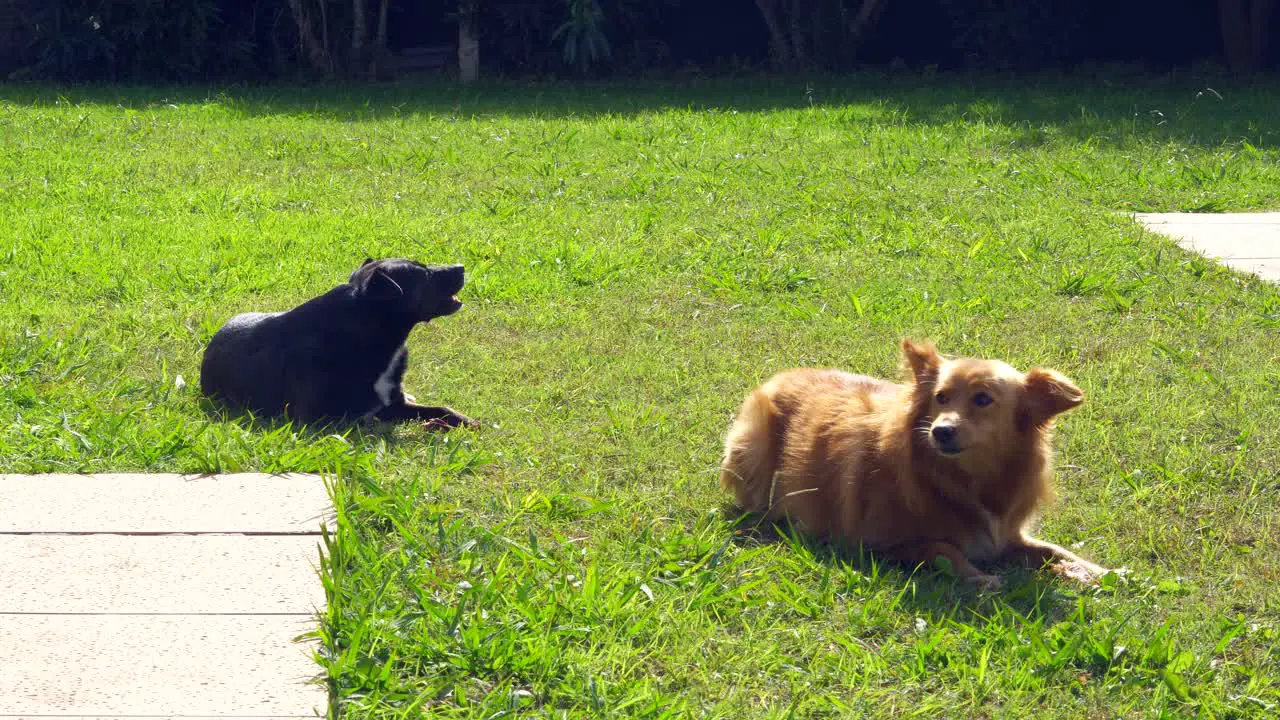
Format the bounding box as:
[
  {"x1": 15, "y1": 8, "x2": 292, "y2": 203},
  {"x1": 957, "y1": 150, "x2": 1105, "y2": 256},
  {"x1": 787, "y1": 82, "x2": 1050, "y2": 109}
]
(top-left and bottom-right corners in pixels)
[
  {"x1": 0, "y1": 473, "x2": 331, "y2": 718},
  {"x1": 1137, "y1": 212, "x2": 1280, "y2": 282}
]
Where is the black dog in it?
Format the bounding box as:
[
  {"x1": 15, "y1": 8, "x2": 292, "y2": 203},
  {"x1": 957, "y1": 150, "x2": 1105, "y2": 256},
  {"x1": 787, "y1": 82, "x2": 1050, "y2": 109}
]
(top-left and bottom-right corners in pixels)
[{"x1": 200, "y1": 258, "x2": 478, "y2": 429}]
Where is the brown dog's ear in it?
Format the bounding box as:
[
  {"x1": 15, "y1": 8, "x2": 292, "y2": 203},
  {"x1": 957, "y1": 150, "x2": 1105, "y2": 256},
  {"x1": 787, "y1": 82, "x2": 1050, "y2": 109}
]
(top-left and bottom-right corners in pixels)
[
  {"x1": 900, "y1": 339, "x2": 942, "y2": 384},
  {"x1": 1021, "y1": 368, "x2": 1084, "y2": 427}
]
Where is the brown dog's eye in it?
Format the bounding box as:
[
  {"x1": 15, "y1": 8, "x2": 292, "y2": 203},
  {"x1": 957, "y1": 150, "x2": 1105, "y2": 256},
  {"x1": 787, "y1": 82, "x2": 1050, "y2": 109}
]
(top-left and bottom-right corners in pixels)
[
  {"x1": 973, "y1": 392, "x2": 993, "y2": 407},
  {"x1": 935, "y1": 392, "x2": 949, "y2": 405}
]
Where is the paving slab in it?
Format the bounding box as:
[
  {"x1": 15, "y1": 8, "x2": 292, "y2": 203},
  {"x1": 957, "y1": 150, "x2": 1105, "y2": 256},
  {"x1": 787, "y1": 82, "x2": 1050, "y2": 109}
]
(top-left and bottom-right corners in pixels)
[
  {"x1": 1218, "y1": 258, "x2": 1280, "y2": 278},
  {"x1": 0, "y1": 473, "x2": 332, "y2": 533},
  {"x1": 0, "y1": 535, "x2": 325, "y2": 613},
  {"x1": 0, "y1": 614, "x2": 325, "y2": 716},
  {"x1": 1138, "y1": 211, "x2": 1280, "y2": 225},
  {"x1": 1136, "y1": 212, "x2": 1280, "y2": 282},
  {"x1": 1142, "y1": 221, "x2": 1280, "y2": 258},
  {"x1": 1, "y1": 473, "x2": 332, "y2": 718}
]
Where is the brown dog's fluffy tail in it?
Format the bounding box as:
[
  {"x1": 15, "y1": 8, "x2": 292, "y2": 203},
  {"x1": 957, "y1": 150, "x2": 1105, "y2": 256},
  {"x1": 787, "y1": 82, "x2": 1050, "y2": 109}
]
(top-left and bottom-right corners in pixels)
[{"x1": 719, "y1": 388, "x2": 781, "y2": 514}]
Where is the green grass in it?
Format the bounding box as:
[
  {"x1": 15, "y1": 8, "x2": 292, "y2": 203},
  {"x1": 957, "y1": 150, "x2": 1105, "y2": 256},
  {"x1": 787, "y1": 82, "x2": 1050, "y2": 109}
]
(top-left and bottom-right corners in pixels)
[{"x1": 3, "y1": 74, "x2": 1280, "y2": 718}]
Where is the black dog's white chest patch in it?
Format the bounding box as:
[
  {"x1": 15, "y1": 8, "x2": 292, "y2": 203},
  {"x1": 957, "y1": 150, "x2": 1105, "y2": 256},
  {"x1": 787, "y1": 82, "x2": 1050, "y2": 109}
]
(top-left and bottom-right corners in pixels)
[{"x1": 373, "y1": 346, "x2": 407, "y2": 409}]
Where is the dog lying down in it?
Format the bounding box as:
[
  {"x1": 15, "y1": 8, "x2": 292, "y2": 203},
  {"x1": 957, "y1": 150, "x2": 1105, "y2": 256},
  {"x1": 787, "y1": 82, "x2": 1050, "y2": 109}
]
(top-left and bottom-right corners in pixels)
[
  {"x1": 720, "y1": 339, "x2": 1110, "y2": 588},
  {"x1": 200, "y1": 258, "x2": 478, "y2": 429}
]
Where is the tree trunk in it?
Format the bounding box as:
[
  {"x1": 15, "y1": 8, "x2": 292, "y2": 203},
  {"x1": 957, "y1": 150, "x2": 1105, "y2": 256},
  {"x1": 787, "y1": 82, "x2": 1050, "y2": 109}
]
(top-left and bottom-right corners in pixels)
[
  {"x1": 1220, "y1": 0, "x2": 1250, "y2": 70},
  {"x1": 458, "y1": 0, "x2": 479, "y2": 83},
  {"x1": 372, "y1": 0, "x2": 391, "y2": 78},
  {"x1": 754, "y1": 0, "x2": 793, "y2": 70},
  {"x1": 1220, "y1": 0, "x2": 1274, "y2": 72},
  {"x1": 319, "y1": 0, "x2": 331, "y2": 72},
  {"x1": 351, "y1": 0, "x2": 368, "y2": 76},
  {"x1": 848, "y1": 0, "x2": 888, "y2": 46},
  {"x1": 787, "y1": 0, "x2": 808, "y2": 69},
  {"x1": 285, "y1": 0, "x2": 329, "y2": 74},
  {"x1": 1249, "y1": 0, "x2": 1274, "y2": 70}
]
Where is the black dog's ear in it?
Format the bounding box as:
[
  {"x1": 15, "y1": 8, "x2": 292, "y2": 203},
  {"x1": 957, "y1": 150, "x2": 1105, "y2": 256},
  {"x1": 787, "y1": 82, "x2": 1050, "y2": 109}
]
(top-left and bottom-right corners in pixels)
[
  {"x1": 351, "y1": 266, "x2": 403, "y2": 300},
  {"x1": 349, "y1": 259, "x2": 379, "y2": 290}
]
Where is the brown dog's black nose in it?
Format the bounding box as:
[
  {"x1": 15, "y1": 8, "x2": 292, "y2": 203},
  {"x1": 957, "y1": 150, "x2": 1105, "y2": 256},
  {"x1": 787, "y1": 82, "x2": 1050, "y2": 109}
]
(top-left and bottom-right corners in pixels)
[{"x1": 931, "y1": 425, "x2": 956, "y2": 444}]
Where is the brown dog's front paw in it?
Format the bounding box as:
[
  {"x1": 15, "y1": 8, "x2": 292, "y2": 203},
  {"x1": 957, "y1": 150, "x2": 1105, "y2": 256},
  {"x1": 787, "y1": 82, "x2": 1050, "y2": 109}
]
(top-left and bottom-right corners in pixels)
[
  {"x1": 1053, "y1": 560, "x2": 1108, "y2": 585},
  {"x1": 966, "y1": 573, "x2": 1003, "y2": 591}
]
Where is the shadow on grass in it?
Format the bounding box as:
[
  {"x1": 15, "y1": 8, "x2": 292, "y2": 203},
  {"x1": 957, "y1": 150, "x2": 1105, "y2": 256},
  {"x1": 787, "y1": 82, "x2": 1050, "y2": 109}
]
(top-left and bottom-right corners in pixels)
[
  {"x1": 720, "y1": 501, "x2": 1081, "y2": 624},
  {"x1": 197, "y1": 396, "x2": 418, "y2": 446},
  {"x1": 2, "y1": 73, "x2": 1278, "y2": 147}
]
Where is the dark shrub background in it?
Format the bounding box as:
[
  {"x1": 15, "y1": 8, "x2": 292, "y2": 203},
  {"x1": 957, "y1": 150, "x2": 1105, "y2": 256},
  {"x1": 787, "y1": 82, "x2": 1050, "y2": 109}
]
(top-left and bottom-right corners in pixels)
[{"x1": 2, "y1": 0, "x2": 1264, "y2": 82}]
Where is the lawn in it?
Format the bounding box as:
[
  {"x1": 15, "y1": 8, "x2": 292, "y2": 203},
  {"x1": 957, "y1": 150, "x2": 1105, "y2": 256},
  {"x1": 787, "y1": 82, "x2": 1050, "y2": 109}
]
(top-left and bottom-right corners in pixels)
[{"x1": 2, "y1": 74, "x2": 1279, "y2": 718}]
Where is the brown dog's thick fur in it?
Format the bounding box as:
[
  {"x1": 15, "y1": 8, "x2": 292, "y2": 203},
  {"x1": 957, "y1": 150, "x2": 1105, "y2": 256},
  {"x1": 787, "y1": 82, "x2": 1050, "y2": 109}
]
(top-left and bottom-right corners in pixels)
[{"x1": 719, "y1": 339, "x2": 1109, "y2": 588}]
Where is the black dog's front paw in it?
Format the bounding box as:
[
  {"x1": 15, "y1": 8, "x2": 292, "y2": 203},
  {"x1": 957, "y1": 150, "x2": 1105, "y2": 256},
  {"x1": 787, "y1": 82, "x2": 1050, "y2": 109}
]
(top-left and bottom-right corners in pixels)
[
  {"x1": 424, "y1": 408, "x2": 481, "y2": 431},
  {"x1": 379, "y1": 401, "x2": 479, "y2": 430}
]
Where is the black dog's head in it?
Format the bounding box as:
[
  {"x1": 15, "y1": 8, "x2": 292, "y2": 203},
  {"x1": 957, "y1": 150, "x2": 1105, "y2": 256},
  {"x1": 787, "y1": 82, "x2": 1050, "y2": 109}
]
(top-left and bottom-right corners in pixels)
[{"x1": 348, "y1": 258, "x2": 465, "y2": 320}]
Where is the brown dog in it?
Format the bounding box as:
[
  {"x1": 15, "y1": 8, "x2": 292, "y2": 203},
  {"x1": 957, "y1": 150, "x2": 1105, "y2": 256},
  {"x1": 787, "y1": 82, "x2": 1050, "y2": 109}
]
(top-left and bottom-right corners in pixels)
[{"x1": 719, "y1": 339, "x2": 1109, "y2": 588}]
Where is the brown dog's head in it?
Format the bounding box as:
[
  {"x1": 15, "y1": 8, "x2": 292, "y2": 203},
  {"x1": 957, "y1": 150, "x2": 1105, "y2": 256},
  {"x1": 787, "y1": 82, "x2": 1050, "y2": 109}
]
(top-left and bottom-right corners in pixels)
[{"x1": 901, "y1": 339, "x2": 1084, "y2": 466}]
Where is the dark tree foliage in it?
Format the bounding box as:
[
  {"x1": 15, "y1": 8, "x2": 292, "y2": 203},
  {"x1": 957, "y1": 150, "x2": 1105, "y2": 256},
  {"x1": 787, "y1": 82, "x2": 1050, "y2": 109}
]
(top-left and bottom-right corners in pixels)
[
  {"x1": 284, "y1": 0, "x2": 396, "y2": 79},
  {"x1": 20, "y1": 0, "x2": 295, "y2": 81},
  {"x1": 3, "y1": 0, "x2": 1274, "y2": 82},
  {"x1": 751, "y1": 0, "x2": 889, "y2": 72}
]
